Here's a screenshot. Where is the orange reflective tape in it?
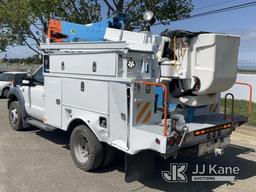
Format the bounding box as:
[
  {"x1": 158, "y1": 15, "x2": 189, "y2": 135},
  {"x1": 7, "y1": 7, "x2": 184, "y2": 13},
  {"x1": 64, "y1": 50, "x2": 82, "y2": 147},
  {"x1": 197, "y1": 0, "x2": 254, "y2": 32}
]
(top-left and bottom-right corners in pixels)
[
  {"x1": 136, "y1": 102, "x2": 150, "y2": 123},
  {"x1": 143, "y1": 111, "x2": 152, "y2": 124}
]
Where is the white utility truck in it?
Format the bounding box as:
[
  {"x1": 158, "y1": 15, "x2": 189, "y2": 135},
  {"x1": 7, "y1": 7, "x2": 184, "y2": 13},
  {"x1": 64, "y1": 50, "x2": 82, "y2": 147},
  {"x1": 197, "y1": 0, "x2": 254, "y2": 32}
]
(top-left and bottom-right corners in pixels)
[{"x1": 7, "y1": 12, "x2": 249, "y2": 182}]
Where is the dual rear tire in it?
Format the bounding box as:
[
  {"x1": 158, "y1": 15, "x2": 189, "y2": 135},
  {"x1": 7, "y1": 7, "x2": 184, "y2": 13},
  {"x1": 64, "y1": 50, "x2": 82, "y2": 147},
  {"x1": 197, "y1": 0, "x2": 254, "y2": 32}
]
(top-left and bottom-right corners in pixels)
[{"x1": 70, "y1": 125, "x2": 114, "y2": 171}]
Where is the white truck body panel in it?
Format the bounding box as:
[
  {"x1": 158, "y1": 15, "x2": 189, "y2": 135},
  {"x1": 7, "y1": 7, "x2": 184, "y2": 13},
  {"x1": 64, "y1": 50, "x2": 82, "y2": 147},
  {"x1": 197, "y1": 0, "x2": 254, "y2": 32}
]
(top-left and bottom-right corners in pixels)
[
  {"x1": 22, "y1": 85, "x2": 44, "y2": 121},
  {"x1": 44, "y1": 76, "x2": 62, "y2": 128},
  {"x1": 62, "y1": 78, "x2": 109, "y2": 114},
  {"x1": 109, "y1": 82, "x2": 128, "y2": 150},
  {"x1": 61, "y1": 106, "x2": 109, "y2": 141},
  {"x1": 40, "y1": 39, "x2": 165, "y2": 154},
  {"x1": 104, "y1": 28, "x2": 162, "y2": 52},
  {"x1": 50, "y1": 53, "x2": 118, "y2": 77},
  {"x1": 191, "y1": 34, "x2": 239, "y2": 95}
]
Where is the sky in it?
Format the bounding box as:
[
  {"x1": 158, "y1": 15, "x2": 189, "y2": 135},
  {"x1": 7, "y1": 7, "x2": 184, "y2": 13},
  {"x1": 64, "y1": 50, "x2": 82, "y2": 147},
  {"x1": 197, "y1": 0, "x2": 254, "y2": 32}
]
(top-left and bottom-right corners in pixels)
[{"x1": 1, "y1": 0, "x2": 256, "y2": 66}]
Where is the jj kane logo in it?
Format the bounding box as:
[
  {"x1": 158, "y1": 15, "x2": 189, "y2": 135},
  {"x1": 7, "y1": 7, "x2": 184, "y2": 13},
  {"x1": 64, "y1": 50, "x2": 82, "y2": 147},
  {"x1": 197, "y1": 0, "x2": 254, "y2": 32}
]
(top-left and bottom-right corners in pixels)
[
  {"x1": 162, "y1": 163, "x2": 239, "y2": 182},
  {"x1": 162, "y1": 163, "x2": 188, "y2": 183}
]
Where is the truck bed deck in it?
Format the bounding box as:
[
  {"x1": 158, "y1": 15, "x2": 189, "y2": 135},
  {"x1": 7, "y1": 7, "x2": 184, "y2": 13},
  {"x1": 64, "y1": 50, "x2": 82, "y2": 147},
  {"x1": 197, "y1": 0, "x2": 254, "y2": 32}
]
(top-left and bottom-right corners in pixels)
[{"x1": 135, "y1": 113, "x2": 247, "y2": 136}]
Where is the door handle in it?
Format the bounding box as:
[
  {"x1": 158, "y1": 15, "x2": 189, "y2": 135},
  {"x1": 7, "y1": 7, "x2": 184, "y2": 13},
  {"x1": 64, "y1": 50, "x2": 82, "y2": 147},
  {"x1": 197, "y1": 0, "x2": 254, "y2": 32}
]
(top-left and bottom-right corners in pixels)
[{"x1": 56, "y1": 99, "x2": 61, "y2": 105}]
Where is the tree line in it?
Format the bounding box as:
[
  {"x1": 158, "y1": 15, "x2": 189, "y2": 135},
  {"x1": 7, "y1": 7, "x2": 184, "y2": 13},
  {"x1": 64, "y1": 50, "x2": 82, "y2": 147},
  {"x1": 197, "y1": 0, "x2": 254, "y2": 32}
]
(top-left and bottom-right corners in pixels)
[{"x1": 0, "y1": 55, "x2": 41, "y2": 64}]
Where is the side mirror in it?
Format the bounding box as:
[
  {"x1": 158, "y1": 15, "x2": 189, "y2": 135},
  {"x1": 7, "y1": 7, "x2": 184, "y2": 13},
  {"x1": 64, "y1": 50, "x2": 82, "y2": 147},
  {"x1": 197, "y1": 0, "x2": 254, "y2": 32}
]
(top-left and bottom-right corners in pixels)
[
  {"x1": 21, "y1": 76, "x2": 32, "y2": 86},
  {"x1": 22, "y1": 80, "x2": 30, "y2": 85}
]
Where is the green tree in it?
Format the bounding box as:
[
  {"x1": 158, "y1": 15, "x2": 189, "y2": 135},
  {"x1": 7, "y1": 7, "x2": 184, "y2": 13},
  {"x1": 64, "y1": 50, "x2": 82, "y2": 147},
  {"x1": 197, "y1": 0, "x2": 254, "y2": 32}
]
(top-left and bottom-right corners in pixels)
[
  {"x1": 0, "y1": 25, "x2": 12, "y2": 52},
  {"x1": 103, "y1": 0, "x2": 193, "y2": 30},
  {"x1": 0, "y1": 0, "x2": 192, "y2": 54},
  {"x1": 0, "y1": 37, "x2": 8, "y2": 53},
  {"x1": 0, "y1": 0, "x2": 101, "y2": 54}
]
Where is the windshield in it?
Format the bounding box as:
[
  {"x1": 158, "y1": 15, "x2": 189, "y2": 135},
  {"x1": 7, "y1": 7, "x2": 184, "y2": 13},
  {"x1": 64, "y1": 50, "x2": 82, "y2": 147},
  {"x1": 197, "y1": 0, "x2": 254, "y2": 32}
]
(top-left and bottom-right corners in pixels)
[{"x1": 0, "y1": 73, "x2": 15, "y2": 81}]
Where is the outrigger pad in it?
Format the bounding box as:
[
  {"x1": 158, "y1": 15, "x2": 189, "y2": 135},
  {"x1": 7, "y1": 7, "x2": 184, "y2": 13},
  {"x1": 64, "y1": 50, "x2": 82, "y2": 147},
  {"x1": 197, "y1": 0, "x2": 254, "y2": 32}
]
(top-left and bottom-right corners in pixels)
[{"x1": 125, "y1": 151, "x2": 156, "y2": 183}]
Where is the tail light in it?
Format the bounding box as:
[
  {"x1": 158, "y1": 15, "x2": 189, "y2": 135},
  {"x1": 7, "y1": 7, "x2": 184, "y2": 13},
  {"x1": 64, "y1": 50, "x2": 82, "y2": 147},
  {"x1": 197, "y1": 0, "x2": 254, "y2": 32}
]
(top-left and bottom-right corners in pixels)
[
  {"x1": 176, "y1": 135, "x2": 182, "y2": 145},
  {"x1": 169, "y1": 136, "x2": 175, "y2": 146}
]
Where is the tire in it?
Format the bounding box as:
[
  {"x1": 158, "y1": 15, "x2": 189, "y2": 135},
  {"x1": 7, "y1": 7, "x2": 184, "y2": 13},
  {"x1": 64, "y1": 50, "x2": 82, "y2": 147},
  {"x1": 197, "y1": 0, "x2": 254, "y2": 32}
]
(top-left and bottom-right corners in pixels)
[
  {"x1": 70, "y1": 125, "x2": 103, "y2": 171},
  {"x1": 2, "y1": 88, "x2": 10, "y2": 98},
  {"x1": 101, "y1": 144, "x2": 115, "y2": 167},
  {"x1": 8, "y1": 101, "x2": 24, "y2": 131}
]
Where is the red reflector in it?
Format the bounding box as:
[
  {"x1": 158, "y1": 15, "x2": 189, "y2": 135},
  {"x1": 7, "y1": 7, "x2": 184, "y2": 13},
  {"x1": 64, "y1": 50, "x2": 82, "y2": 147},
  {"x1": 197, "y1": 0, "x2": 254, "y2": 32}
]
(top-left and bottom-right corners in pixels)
[
  {"x1": 169, "y1": 137, "x2": 175, "y2": 146},
  {"x1": 155, "y1": 138, "x2": 160, "y2": 145}
]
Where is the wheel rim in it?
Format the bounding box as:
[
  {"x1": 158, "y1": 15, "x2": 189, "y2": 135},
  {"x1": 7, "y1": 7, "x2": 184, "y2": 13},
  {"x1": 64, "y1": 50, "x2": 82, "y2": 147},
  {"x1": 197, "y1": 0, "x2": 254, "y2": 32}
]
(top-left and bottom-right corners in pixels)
[
  {"x1": 9, "y1": 108, "x2": 18, "y2": 126},
  {"x1": 3, "y1": 89, "x2": 9, "y2": 98},
  {"x1": 74, "y1": 136, "x2": 90, "y2": 163}
]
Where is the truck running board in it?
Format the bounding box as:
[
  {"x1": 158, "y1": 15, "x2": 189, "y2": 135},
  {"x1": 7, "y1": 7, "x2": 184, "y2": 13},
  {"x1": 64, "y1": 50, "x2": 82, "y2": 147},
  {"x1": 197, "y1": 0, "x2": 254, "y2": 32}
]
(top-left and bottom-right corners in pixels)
[{"x1": 26, "y1": 119, "x2": 57, "y2": 131}]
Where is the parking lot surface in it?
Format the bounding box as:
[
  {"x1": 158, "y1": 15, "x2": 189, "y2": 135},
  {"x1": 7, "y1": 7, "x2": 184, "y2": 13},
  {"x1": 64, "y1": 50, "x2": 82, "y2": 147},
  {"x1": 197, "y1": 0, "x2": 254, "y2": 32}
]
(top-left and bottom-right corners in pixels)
[{"x1": 0, "y1": 99, "x2": 255, "y2": 192}]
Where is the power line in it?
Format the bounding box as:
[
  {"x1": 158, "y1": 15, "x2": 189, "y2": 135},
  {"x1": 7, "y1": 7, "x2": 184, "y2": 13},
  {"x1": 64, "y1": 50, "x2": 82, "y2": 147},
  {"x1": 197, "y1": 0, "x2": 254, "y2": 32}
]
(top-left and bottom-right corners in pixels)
[
  {"x1": 194, "y1": 0, "x2": 241, "y2": 11},
  {"x1": 190, "y1": 1, "x2": 256, "y2": 19},
  {"x1": 153, "y1": 1, "x2": 256, "y2": 26}
]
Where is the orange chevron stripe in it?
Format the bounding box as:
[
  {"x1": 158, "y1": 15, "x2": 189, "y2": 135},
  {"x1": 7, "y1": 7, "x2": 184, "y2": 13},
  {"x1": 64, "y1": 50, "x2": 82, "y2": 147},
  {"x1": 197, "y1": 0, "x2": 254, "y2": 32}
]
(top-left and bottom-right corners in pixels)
[
  {"x1": 136, "y1": 102, "x2": 150, "y2": 123},
  {"x1": 143, "y1": 111, "x2": 152, "y2": 124}
]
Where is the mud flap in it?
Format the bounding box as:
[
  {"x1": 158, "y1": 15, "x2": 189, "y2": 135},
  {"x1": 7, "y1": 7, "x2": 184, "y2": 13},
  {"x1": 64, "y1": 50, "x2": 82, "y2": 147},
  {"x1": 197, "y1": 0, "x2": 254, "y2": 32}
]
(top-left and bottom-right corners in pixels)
[{"x1": 125, "y1": 151, "x2": 156, "y2": 183}]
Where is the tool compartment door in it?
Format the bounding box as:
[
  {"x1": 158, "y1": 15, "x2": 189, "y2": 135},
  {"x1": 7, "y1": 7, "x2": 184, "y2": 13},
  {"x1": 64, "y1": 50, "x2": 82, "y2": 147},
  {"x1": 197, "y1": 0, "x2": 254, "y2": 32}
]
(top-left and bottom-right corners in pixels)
[
  {"x1": 49, "y1": 53, "x2": 118, "y2": 77},
  {"x1": 62, "y1": 78, "x2": 109, "y2": 114},
  {"x1": 44, "y1": 76, "x2": 62, "y2": 128},
  {"x1": 109, "y1": 82, "x2": 128, "y2": 149}
]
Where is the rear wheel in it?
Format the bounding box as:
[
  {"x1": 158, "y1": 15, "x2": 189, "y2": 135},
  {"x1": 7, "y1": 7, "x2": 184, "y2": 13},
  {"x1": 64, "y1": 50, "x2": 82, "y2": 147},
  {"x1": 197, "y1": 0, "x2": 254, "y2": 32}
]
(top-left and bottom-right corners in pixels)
[
  {"x1": 2, "y1": 88, "x2": 10, "y2": 98},
  {"x1": 70, "y1": 125, "x2": 103, "y2": 171},
  {"x1": 101, "y1": 144, "x2": 115, "y2": 167},
  {"x1": 8, "y1": 101, "x2": 23, "y2": 131}
]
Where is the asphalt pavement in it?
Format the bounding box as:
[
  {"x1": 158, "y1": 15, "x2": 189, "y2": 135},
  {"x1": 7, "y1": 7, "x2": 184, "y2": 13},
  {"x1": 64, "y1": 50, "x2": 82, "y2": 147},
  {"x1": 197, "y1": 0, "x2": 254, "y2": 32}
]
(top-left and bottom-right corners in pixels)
[{"x1": 0, "y1": 99, "x2": 255, "y2": 192}]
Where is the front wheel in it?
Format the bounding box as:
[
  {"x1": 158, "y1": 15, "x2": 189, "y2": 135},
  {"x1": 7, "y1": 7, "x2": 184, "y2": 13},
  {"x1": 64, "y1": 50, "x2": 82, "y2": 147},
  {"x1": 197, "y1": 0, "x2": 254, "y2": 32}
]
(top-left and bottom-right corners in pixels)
[
  {"x1": 70, "y1": 125, "x2": 104, "y2": 171},
  {"x1": 8, "y1": 101, "x2": 24, "y2": 131}
]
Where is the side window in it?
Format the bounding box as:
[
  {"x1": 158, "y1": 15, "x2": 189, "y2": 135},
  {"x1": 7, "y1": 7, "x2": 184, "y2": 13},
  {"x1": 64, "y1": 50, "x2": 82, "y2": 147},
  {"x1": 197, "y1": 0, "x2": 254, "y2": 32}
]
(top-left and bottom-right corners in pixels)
[
  {"x1": 33, "y1": 66, "x2": 44, "y2": 85},
  {"x1": 15, "y1": 74, "x2": 27, "y2": 85},
  {"x1": 0, "y1": 73, "x2": 14, "y2": 81}
]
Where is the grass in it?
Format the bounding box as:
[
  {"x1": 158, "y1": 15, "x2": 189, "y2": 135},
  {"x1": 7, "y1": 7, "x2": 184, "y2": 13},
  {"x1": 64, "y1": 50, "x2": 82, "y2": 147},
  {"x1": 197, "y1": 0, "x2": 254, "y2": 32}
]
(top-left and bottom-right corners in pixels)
[
  {"x1": 220, "y1": 99, "x2": 256, "y2": 126},
  {"x1": 237, "y1": 69, "x2": 256, "y2": 74}
]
